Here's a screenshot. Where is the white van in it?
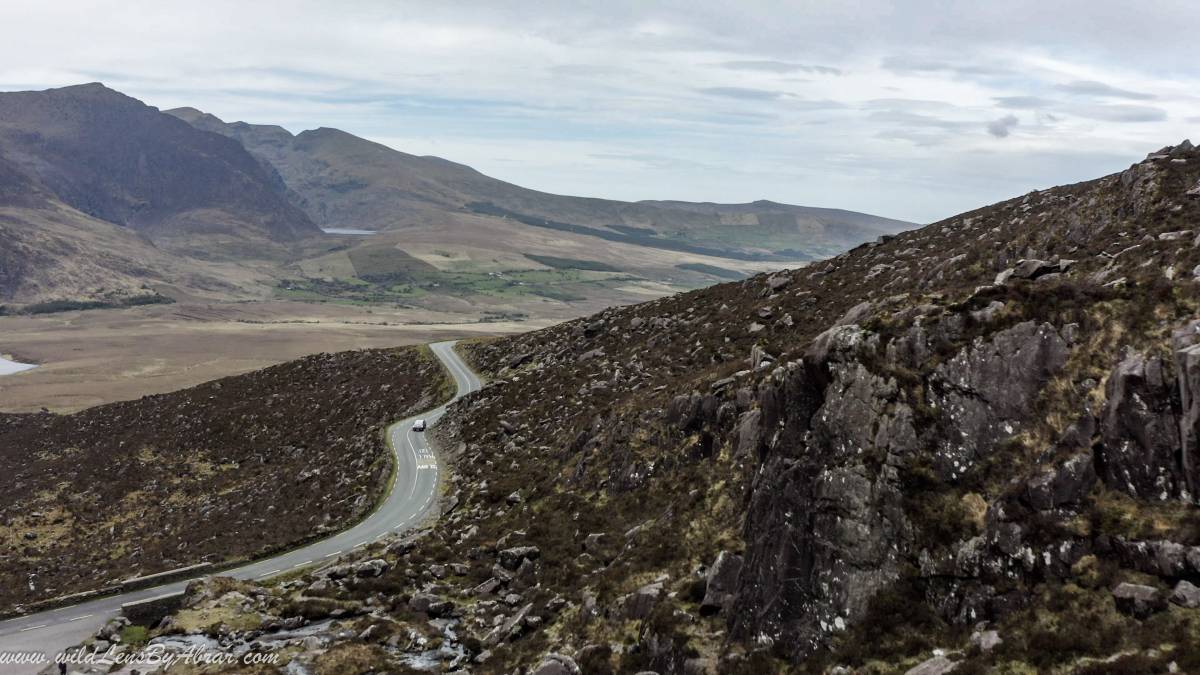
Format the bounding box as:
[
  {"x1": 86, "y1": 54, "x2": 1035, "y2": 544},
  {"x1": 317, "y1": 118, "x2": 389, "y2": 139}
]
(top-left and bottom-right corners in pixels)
[{"x1": 412, "y1": 419, "x2": 427, "y2": 432}]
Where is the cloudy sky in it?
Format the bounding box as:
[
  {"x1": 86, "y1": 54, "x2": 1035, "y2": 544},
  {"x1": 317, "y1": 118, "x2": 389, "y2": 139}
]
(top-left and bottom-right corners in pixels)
[{"x1": 2, "y1": 0, "x2": 1198, "y2": 223}]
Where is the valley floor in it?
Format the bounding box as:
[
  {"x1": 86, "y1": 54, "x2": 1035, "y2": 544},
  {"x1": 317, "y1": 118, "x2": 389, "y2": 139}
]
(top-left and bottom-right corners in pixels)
[{"x1": 0, "y1": 300, "x2": 547, "y2": 413}]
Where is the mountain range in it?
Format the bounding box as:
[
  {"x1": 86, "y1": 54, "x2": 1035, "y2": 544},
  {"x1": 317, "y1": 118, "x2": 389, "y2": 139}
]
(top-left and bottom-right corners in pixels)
[
  {"x1": 0, "y1": 83, "x2": 912, "y2": 309},
  {"x1": 165, "y1": 105, "x2": 910, "y2": 261}
]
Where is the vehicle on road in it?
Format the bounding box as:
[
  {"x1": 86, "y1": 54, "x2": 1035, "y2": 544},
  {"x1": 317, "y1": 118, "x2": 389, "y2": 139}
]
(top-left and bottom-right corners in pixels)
[{"x1": 413, "y1": 419, "x2": 427, "y2": 432}]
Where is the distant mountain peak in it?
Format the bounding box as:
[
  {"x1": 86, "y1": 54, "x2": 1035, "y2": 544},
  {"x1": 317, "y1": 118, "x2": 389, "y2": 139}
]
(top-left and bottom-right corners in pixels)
[{"x1": 0, "y1": 84, "x2": 320, "y2": 252}]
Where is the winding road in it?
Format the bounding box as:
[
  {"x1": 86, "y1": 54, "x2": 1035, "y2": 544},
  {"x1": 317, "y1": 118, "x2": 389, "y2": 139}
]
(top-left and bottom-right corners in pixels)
[{"x1": 0, "y1": 340, "x2": 480, "y2": 672}]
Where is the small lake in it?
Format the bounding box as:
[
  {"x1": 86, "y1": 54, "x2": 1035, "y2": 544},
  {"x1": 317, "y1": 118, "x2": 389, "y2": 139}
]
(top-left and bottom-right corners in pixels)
[
  {"x1": 321, "y1": 227, "x2": 378, "y2": 236},
  {"x1": 0, "y1": 356, "x2": 37, "y2": 375}
]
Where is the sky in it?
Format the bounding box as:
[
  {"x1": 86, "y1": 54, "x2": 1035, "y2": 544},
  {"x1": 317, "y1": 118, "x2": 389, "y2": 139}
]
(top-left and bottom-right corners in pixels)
[{"x1": 2, "y1": 1, "x2": 1199, "y2": 224}]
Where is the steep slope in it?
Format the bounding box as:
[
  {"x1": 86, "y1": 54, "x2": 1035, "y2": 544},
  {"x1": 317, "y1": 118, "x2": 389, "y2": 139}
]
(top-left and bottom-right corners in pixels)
[
  {"x1": 84, "y1": 141, "x2": 1200, "y2": 672},
  {"x1": 0, "y1": 151, "x2": 238, "y2": 305},
  {"x1": 0, "y1": 84, "x2": 320, "y2": 258},
  {"x1": 166, "y1": 107, "x2": 912, "y2": 261}
]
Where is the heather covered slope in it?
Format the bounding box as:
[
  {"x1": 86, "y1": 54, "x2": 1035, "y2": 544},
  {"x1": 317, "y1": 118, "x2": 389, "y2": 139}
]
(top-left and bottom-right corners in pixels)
[
  {"x1": 94, "y1": 141, "x2": 1200, "y2": 672},
  {"x1": 0, "y1": 346, "x2": 448, "y2": 613}
]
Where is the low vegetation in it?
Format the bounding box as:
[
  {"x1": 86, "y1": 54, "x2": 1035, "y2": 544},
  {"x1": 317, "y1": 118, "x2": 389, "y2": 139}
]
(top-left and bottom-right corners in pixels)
[{"x1": 0, "y1": 346, "x2": 449, "y2": 613}]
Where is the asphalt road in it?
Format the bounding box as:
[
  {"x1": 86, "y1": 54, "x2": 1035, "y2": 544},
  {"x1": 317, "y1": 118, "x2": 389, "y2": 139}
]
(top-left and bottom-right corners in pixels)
[{"x1": 0, "y1": 340, "x2": 480, "y2": 672}]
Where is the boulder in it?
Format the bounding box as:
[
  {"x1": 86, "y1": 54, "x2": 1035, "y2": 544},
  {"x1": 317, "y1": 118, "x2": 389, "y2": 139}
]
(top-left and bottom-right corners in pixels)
[
  {"x1": 499, "y1": 545, "x2": 541, "y2": 570},
  {"x1": 700, "y1": 551, "x2": 743, "y2": 616},
  {"x1": 512, "y1": 557, "x2": 538, "y2": 591},
  {"x1": 1171, "y1": 580, "x2": 1200, "y2": 608},
  {"x1": 619, "y1": 582, "x2": 664, "y2": 620},
  {"x1": 1159, "y1": 230, "x2": 1193, "y2": 241},
  {"x1": 1112, "y1": 582, "x2": 1168, "y2": 618},
  {"x1": 579, "y1": 348, "x2": 605, "y2": 362},
  {"x1": 508, "y1": 352, "x2": 534, "y2": 369},
  {"x1": 353, "y1": 559, "x2": 389, "y2": 578},
  {"x1": 995, "y1": 258, "x2": 1068, "y2": 285},
  {"x1": 533, "y1": 654, "x2": 582, "y2": 675},
  {"x1": 471, "y1": 578, "x2": 502, "y2": 596},
  {"x1": 501, "y1": 602, "x2": 535, "y2": 642},
  {"x1": 834, "y1": 301, "x2": 873, "y2": 327},
  {"x1": 970, "y1": 629, "x2": 1002, "y2": 652},
  {"x1": 1112, "y1": 539, "x2": 1189, "y2": 577},
  {"x1": 408, "y1": 592, "x2": 441, "y2": 614},
  {"x1": 905, "y1": 655, "x2": 959, "y2": 675}
]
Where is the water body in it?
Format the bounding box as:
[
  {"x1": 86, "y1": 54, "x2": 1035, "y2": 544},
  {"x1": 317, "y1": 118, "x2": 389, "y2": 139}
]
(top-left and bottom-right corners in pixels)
[
  {"x1": 0, "y1": 356, "x2": 36, "y2": 375},
  {"x1": 321, "y1": 227, "x2": 377, "y2": 236}
]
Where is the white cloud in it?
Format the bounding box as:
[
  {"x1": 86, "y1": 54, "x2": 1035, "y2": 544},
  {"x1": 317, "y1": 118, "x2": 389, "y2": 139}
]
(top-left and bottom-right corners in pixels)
[{"x1": 1, "y1": 0, "x2": 1199, "y2": 223}]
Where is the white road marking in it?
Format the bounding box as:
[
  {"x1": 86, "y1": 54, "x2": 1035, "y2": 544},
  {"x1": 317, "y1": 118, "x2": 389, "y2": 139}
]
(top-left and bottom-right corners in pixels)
[
  {"x1": 292, "y1": 561, "x2": 312, "y2": 568},
  {"x1": 259, "y1": 569, "x2": 282, "y2": 578},
  {"x1": 19, "y1": 624, "x2": 46, "y2": 632},
  {"x1": 68, "y1": 615, "x2": 92, "y2": 622}
]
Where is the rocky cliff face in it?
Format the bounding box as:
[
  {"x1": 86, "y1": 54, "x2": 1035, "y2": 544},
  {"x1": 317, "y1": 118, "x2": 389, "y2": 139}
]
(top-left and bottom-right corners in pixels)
[{"x1": 62, "y1": 142, "x2": 1200, "y2": 673}]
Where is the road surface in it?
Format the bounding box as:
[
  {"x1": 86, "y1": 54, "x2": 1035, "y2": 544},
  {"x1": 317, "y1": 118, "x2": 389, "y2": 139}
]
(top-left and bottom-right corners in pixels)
[{"x1": 0, "y1": 340, "x2": 480, "y2": 672}]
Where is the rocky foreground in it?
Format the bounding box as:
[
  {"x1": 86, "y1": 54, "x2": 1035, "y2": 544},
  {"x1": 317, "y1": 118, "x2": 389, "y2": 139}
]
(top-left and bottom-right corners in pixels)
[
  {"x1": 56, "y1": 142, "x2": 1200, "y2": 673},
  {"x1": 0, "y1": 347, "x2": 448, "y2": 613}
]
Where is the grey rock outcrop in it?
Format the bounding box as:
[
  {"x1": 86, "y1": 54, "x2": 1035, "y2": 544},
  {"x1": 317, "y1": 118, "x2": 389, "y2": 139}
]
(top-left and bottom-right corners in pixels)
[
  {"x1": 533, "y1": 653, "x2": 582, "y2": 675},
  {"x1": 1098, "y1": 351, "x2": 1185, "y2": 500},
  {"x1": 619, "y1": 582, "x2": 664, "y2": 620},
  {"x1": 1112, "y1": 582, "x2": 1167, "y2": 618},
  {"x1": 731, "y1": 320, "x2": 1072, "y2": 658},
  {"x1": 905, "y1": 655, "x2": 959, "y2": 675},
  {"x1": 1174, "y1": 322, "x2": 1200, "y2": 498},
  {"x1": 1023, "y1": 452, "x2": 1096, "y2": 511},
  {"x1": 1170, "y1": 580, "x2": 1200, "y2": 608},
  {"x1": 498, "y1": 545, "x2": 540, "y2": 570},
  {"x1": 928, "y1": 321, "x2": 1068, "y2": 478},
  {"x1": 700, "y1": 551, "x2": 742, "y2": 616}
]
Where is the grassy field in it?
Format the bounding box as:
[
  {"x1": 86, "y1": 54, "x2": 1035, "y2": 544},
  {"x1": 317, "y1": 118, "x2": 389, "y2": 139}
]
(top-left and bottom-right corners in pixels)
[
  {"x1": 277, "y1": 266, "x2": 638, "y2": 306},
  {"x1": 0, "y1": 300, "x2": 542, "y2": 413}
]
